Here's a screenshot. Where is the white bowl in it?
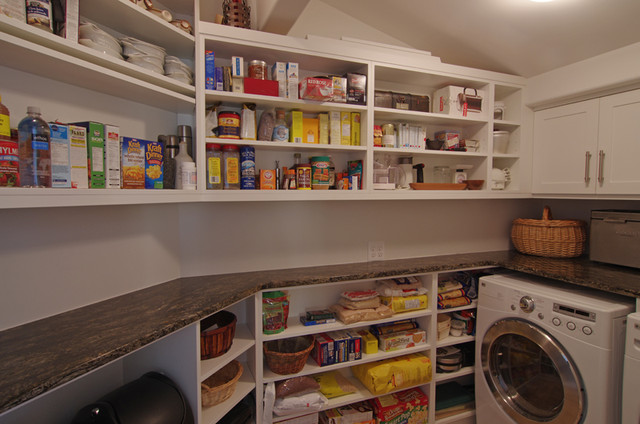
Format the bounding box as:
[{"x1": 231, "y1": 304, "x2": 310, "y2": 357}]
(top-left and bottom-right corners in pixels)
[
  {"x1": 126, "y1": 56, "x2": 164, "y2": 74},
  {"x1": 164, "y1": 56, "x2": 193, "y2": 76},
  {"x1": 120, "y1": 37, "x2": 165, "y2": 59},
  {"x1": 78, "y1": 38, "x2": 123, "y2": 60},
  {"x1": 126, "y1": 53, "x2": 164, "y2": 68}
]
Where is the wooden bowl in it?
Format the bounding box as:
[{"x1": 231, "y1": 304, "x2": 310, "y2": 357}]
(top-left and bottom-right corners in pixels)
[{"x1": 463, "y1": 180, "x2": 484, "y2": 190}]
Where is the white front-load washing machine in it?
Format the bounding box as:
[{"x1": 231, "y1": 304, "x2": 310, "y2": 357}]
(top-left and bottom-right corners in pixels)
[{"x1": 475, "y1": 273, "x2": 634, "y2": 424}]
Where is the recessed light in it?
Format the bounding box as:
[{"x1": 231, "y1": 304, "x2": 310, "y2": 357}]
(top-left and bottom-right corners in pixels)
[{"x1": 530, "y1": 0, "x2": 554, "y2": 2}]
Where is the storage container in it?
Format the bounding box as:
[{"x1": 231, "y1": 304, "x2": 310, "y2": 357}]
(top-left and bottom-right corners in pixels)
[
  {"x1": 590, "y1": 210, "x2": 640, "y2": 269},
  {"x1": 374, "y1": 90, "x2": 392, "y2": 108},
  {"x1": 493, "y1": 130, "x2": 510, "y2": 154},
  {"x1": 433, "y1": 85, "x2": 486, "y2": 118}
]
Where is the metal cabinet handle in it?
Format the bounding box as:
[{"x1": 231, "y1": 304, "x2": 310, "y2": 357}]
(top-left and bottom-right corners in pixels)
[
  {"x1": 584, "y1": 151, "x2": 591, "y2": 183},
  {"x1": 597, "y1": 150, "x2": 605, "y2": 183}
]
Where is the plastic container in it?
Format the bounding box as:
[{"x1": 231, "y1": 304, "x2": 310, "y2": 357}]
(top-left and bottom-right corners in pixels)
[
  {"x1": 18, "y1": 106, "x2": 51, "y2": 187},
  {"x1": 450, "y1": 319, "x2": 466, "y2": 337},
  {"x1": 180, "y1": 162, "x2": 197, "y2": 190},
  {"x1": 218, "y1": 111, "x2": 241, "y2": 140},
  {"x1": 310, "y1": 156, "x2": 330, "y2": 189},
  {"x1": 26, "y1": 0, "x2": 53, "y2": 32},
  {"x1": 222, "y1": 145, "x2": 240, "y2": 190},
  {"x1": 433, "y1": 166, "x2": 451, "y2": 184},
  {"x1": 206, "y1": 144, "x2": 222, "y2": 190},
  {"x1": 493, "y1": 130, "x2": 510, "y2": 154}
]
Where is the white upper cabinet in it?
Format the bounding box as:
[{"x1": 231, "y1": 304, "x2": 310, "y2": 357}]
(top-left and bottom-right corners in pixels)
[{"x1": 533, "y1": 89, "x2": 640, "y2": 196}]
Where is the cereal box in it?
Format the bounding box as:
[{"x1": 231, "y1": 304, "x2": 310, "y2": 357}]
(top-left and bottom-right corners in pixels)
[
  {"x1": 49, "y1": 123, "x2": 71, "y2": 188},
  {"x1": 104, "y1": 124, "x2": 121, "y2": 189},
  {"x1": 329, "y1": 111, "x2": 341, "y2": 145},
  {"x1": 340, "y1": 112, "x2": 350, "y2": 145},
  {"x1": 120, "y1": 137, "x2": 145, "y2": 189},
  {"x1": 369, "y1": 388, "x2": 429, "y2": 424},
  {"x1": 302, "y1": 118, "x2": 319, "y2": 144},
  {"x1": 144, "y1": 139, "x2": 163, "y2": 189},
  {"x1": 68, "y1": 125, "x2": 88, "y2": 189},
  {"x1": 350, "y1": 112, "x2": 360, "y2": 146},
  {"x1": 205, "y1": 50, "x2": 215, "y2": 90}
]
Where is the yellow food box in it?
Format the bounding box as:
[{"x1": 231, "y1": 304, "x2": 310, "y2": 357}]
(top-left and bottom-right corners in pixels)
[
  {"x1": 318, "y1": 112, "x2": 329, "y2": 144},
  {"x1": 350, "y1": 112, "x2": 360, "y2": 146},
  {"x1": 303, "y1": 117, "x2": 319, "y2": 144},
  {"x1": 380, "y1": 294, "x2": 428, "y2": 313},
  {"x1": 356, "y1": 329, "x2": 378, "y2": 355},
  {"x1": 340, "y1": 112, "x2": 350, "y2": 145},
  {"x1": 289, "y1": 110, "x2": 303, "y2": 143},
  {"x1": 352, "y1": 353, "x2": 432, "y2": 395}
]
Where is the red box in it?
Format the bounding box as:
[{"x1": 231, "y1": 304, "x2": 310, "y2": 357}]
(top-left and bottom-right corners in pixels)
[
  {"x1": 243, "y1": 78, "x2": 279, "y2": 97},
  {"x1": 369, "y1": 388, "x2": 429, "y2": 424}
]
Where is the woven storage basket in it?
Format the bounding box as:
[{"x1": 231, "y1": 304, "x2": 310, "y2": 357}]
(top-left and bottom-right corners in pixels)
[
  {"x1": 263, "y1": 335, "x2": 314, "y2": 375},
  {"x1": 201, "y1": 360, "x2": 243, "y2": 407},
  {"x1": 200, "y1": 310, "x2": 237, "y2": 360},
  {"x1": 511, "y1": 206, "x2": 586, "y2": 258}
]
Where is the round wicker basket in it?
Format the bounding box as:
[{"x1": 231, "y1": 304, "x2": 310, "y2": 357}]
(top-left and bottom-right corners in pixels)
[
  {"x1": 263, "y1": 335, "x2": 314, "y2": 375},
  {"x1": 511, "y1": 206, "x2": 586, "y2": 258},
  {"x1": 200, "y1": 310, "x2": 237, "y2": 360},
  {"x1": 201, "y1": 360, "x2": 243, "y2": 408}
]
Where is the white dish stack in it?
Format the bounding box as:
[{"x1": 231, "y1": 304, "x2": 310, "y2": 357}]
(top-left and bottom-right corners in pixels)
[
  {"x1": 78, "y1": 22, "x2": 123, "y2": 60},
  {"x1": 121, "y1": 36, "x2": 166, "y2": 74}
]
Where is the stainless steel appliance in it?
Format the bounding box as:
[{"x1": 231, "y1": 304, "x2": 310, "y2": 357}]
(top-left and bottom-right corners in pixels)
[{"x1": 590, "y1": 210, "x2": 640, "y2": 269}]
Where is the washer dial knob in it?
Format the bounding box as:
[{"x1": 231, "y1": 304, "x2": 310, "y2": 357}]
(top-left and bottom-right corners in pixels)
[{"x1": 519, "y1": 296, "x2": 535, "y2": 313}]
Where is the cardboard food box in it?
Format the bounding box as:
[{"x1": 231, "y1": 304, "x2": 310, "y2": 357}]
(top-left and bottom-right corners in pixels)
[
  {"x1": 369, "y1": 388, "x2": 429, "y2": 424},
  {"x1": 205, "y1": 50, "x2": 215, "y2": 90},
  {"x1": 72, "y1": 121, "x2": 104, "y2": 188},
  {"x1": 289, "y1": 110, "x2": 303, "y2": 143},
  {"x1": 320, "y1": 401, "x2": 373, "y2": 424},
  {"x1": 332, "y1": 76, "x2": 347, "y2": 103},
  {"x1": 260, "y1": 169, "x2": 276, "y2": 189},
  {"x1": 299, "y1": 77, "x2": 333, "y2": 101},
  {"x1": 286, "y1": 62, "x2": 299, "y2": 100},
  {"x1": 120, "y1": 137, "x2": 145, "y2": 189},
  {"x1": 380, "y1": 294, "x2": 428, "y2": 313},
  {"x1": 68, "y1": 124, "x2": 88, "y2": 189},
  {"x1": 356, "y1": 329, "x2": 378, "y2": 355},
  {"x1": 244, "y1": 77, "x2": 278, "y2": 97},
  {"x1": 144, "y1": 139, "x2": 163, "y2": 189},
  {"x1": 49, "y1": 123, "x2": 71, "y2": 188},
  {"x1": 0, "y1": 0, "x2": 26, "y2": 22},
  {"x1": 344, "y1": 329, "x2": 362, "y2": 361},
  {"x1": 302, "y1": 118, "x2": 319, "y2": 144},
  {"x1": 272, "y1": 62, "x2": 287, "y2": 97},
  {"x1": 311, "y1": 333, "x2": 335, "y2": 366},
  {"x1": 350, "y1": 112, "x2": 360, "y2": 146},
  {"x1": 318, "y1": 112, "x2": 329, "y2": 144},
  {"x1": 340, "y1": 112, "x2": 350, "y2": 145},
  {"x1": 231, "y1": 55, "x2": 244, "y2": 77},
  {"x1": 104, "y1": 124, "x2": 121, "y2": 189},
  {"x1": 377, "y1": 328, "x2": 426, "y2": 352},
  {"x1": 329, "y1": 111, "x2": 341, "y2": 145},
  {"x1": 433, "y1": 85, "x2": 485, "y2": 118},
  {"x1": 344, "y1": 73, "x2": 366, "y2": 105}
]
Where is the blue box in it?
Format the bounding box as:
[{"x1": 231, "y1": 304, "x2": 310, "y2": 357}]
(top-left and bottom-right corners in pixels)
[
  {"x1": 214, "y1": 66, "x2": 224, "y2": 91},
  {"x1": 205, "y1": 50, "x2": 215, "y2": 90}
]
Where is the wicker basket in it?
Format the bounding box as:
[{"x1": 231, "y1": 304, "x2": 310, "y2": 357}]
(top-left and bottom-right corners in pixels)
[
  {"x1": 263, "y1": 335, "x2": 314, "y2": 375},
  {"x1": 200, "y1": 310, "x2": 237, "y2": 360},
  {"x1": 201, "y1": 360, "x2": 243, "y2": 407},
  {"x1": 511, "y1": 206, "x2": 586, "y2": 258}
]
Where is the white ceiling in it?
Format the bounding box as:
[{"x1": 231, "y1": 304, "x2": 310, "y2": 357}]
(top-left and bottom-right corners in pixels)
[{"x1": 257, "y1": 0, "x2": 640, "y2": 78}]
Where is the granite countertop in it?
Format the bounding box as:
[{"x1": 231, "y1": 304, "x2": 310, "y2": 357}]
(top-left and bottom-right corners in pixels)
[{"x1": 1, "y1": 250, "x2": 639, "y2": 414}]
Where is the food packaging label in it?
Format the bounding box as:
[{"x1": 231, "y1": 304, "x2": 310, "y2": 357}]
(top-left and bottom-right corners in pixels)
[
  {"x1": 369, "y1": 388, "x2": 429, "y2": 424},
  {"x1": 272, "y1": 62, "x2": 287, "y2": 97},
  {"x1": 302, "y1": 118, "x2": 319, "y2": 144},
  {"x1": 68, "y1": 125, "x2": 88, "y2": 189},
  {"x1": 332, "y1": 76, "x2": 347, "y2": 103},
  {"x1": 0, "y1": 0, "x2": 26, "y2": 21},
  {"x1": 120, "y1": 137, "x2": 145, "y2": 189},
  {"x1": 344, "y1": 73, "x2": 366, "y2": 105},
  {"x1": 340, "y1": 112, "x2": 350, "y2": 145},
  {"x1": 289, "y1": 110, "x2": 303, "y2": 143},
  {"x1": 356, "y1": 329, "x2": 378, "y2": 355},
  {"x1": 231, "y1": 56, "x2": 244, "y2": 77},
  {"x1": 312, "y1": 333, "x2": 335, "y2": 366},
  {"x1": 286, "y1": 62, "x2": 299, "y2": 100},
  {"x1": 72, "y1": 121, "x2": 104, "y2": 188},
  {"x1": 329, "y1": 111, "x2": 341, "y2": 145},
  {"x1": 104, "y1": 124, "x2": 120, "y2": 189},
  {"x1": 49, "y1": 123, "x2": 71, "y2": 188},
  {"x1": 144, "y1": 140, "x2": 163, "y2": 189},
  {"x1": 377, "y1": 329, "x2": 426, "y2": 352},
  {"x1": 299, "y1": 77, "x2": 333, "y2": 101},
  {"x1": 350, "y1": 112, "x2": 360, "y2": 146}
]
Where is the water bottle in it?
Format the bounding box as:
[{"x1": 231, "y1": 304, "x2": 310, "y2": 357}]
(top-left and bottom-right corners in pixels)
[{"x1": 18, "y1": 106, "x2": 51, "y2": 187}]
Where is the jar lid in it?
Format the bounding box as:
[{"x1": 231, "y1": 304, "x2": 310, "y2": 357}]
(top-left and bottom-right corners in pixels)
[
  {"x1": 249, "y1": 60, "x2": 266, "y2": 66},
  {"x1": 223, "y1": 144, "x2": 239, "y2": 151},
  {"x1": 310, "y1": 156, "x2": 330, "y2": 162},
  {"x1": 206, "y1": 144, "x2": 221, "y2": 150},
  {"x1": 219, "y1": 111, "x2": 240, "y2": 116}
]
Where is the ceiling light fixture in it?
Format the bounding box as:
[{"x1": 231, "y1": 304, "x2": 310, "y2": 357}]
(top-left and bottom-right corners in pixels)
[{"x1": 529, "y1": 0, "x2": 554, "y2": 2}]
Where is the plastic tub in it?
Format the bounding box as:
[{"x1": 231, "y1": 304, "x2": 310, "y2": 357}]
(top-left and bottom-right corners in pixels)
[
  {"x1": 450, "y1": 319, "x2": 466, "y2": 337},
  {"x1": 493, "y1": 130, "x2": 510, "y2": 154}
]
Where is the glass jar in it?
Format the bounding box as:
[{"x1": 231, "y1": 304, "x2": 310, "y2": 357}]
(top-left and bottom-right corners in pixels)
[
  {"x1": 433, "y1": 166, "x2": 451, "y2": 184},
  {"x1": 248, "y1": 60, "x2": 267, "y2": 79},
  {"x1": 205, "y1": 144, "x2": 222, "y2": 190},
  {"x1": 494, "y1": 101, "x2": 506, "y2": 120},
  {"x1": 222, "y1": 144, "x2": 240, "y2": 190}
]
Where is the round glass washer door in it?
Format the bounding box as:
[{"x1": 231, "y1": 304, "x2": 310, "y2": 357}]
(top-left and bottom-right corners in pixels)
[{"x1": 481, "y1": 318, "x2": 585, "y2": 424}]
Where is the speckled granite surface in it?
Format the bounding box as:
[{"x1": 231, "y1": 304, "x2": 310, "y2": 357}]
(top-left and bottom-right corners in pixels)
[{"x1": 0, "y1": 250, "x2": 638, "y2": 414}]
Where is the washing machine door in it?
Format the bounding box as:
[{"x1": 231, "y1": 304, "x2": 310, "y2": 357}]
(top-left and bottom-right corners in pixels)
[{"x1": 481, "y1": 318, "x2": 584, "y2": 424}]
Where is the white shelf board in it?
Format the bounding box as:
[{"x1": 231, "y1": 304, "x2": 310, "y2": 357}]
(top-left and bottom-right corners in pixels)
[
  {"x1": 436, "y1": 334, "x2": 475, "y2": 349},
  {"x1": 437, "y1": 300, "x2": 478, "y2": 314},
  {"x1": 204, "y1": 90, "x2": 367, "y2": 113},
  {"x1": 373, "y1": 146, "x2": 487, "y2": 158},
  {"x1": 80, "y1": 0, "x2": 195, "y2": 57},
  {"x1": 374, "y1": 107, "x2": 487, "y2": 127},
  {"x1": 200, "y1": 363, "x2": 255, "y2": 424},
  {"x1": 204, "y1": 137, "x2": 367, "y2": 153},
  {"x1": 435, "y1": 366, "x2": 475, "y2": 383},
  {"x1": 0, "y1": 16, "x2": 195, "y2": 107},
  {"x1": 261, "y1": 309, "x2": 431, "y2": 342},
  {"x1": 263, "y1": 344, "x2": 431, "y2": 382},
  {"x1": 200, "y1": 324, "x2": 255, "y2": 381}
]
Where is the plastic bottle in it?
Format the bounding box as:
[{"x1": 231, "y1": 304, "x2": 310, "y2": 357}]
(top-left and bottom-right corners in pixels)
[
  {"x1": 174, "y1": 140, "x2": 194, "y2": 189},
  {"x1": 18, "y1": 106, "x2": 51, "y2": 187},
  {"x1": 180, "y1": 162, "x2": 197, "y2": 190},
  {"x1": 271, "y1": 109, "x2": 289, "y2": 141},
  {"x1": 205, "y1": 144, "x2": 222, "y2": 190}
]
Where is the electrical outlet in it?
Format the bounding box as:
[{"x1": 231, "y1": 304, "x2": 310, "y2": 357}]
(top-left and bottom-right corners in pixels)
[{"x1": 368, "y1": 241, "x2": 385, "y2": 261}]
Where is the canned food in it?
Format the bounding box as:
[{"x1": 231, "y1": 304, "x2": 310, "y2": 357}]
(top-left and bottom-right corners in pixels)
[
  {"x1": 248, "y1": 60, "x2": 267, "y2": 80},
  {"x1": 240, "y1": 146, "x2": 255, "y2": 189},
  {"x1": 218, "y1": 111, "x2": 241, "y2": 139},
  {"x1": 296, "y1": 163, "x2": 311, "y2": 190}
]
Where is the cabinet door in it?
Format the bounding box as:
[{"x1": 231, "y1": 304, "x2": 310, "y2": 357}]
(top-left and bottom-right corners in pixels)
[
  {"x1": 532, "y1": 99, "x2": 599, "y2": 194},
  {"x1": 597, "y1": 89, "x2": 640, "y2": 194}
]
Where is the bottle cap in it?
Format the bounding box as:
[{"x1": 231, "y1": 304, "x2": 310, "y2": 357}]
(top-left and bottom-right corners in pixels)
[{"x1": 27, "y1": 106, "x2": 41, "y2": 114}]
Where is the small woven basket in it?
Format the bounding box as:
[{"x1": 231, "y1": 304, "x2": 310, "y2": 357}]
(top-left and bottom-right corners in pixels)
[
  {"x1": 263, "y1": 335, "x2": 314, "y2": 375},
  {"x1": 511, "y1": 206, "x2": 586, "y2": 258},
  {"x1": 200, "y1": 310, "x2": 237, "y2": 360},
  {"x1": 201, "y1": 360, "x2": 243, "y2": 408}
]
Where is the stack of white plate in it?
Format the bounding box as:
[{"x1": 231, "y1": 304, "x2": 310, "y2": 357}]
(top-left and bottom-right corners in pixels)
[
  {"x1": 78, "y1": 22, "x2": 123, "y2": 60},
  {"x1": 120, "y1": 37, "x2": 166, "y2": 74},
  {"x1": 164, "y1": 56, "x2": 193, "y2": 85}
]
